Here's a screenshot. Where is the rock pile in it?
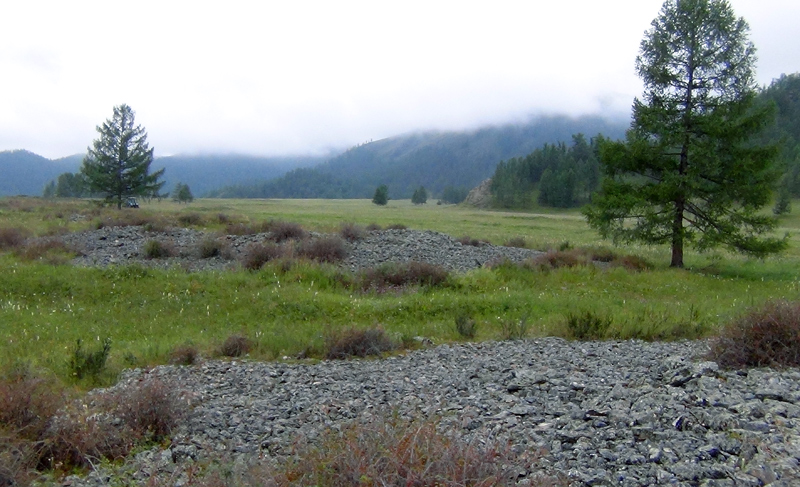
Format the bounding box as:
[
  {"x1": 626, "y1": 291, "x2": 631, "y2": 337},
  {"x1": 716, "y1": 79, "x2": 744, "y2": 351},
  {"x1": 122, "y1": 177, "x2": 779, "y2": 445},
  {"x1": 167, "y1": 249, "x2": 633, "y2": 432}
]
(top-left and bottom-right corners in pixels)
[{"x1": 71, "y1": 339, "x2": 799, "y2": 486}]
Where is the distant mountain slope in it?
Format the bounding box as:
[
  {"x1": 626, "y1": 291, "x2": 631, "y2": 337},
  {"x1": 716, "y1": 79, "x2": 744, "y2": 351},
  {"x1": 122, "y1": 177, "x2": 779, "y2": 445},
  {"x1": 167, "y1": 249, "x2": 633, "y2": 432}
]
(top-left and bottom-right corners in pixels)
[
  {"x1": 0, "y1": 150, "x2": 79, "y2": 196},
  {"x1": 0, "y1": 151, "x2": 325, "y2": 197},
  {"x1": 210, "y1": 115, "x2": 628, "y2": 199}
]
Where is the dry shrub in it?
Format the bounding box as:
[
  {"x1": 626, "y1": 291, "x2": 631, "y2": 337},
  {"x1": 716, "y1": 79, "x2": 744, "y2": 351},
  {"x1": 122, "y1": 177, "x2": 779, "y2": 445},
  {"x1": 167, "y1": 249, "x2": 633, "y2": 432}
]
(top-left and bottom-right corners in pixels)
[
  {"x1": 254, "y1": 413, "x2": 553, "y2": 487},
  {"x1": 454, "y1": 313, "x2": 478, "y2": 339},
  {"x1": 14, "y1": 240, "x2": 77, "y2": 264},
  {"x1": 565, "y1": 311, "x2": 612, "y2": 340},
  {"x1": 0, "y1": 365, "x2": 64, "y2": 442},
  {"x1": 611, "y1": 254, "x2": 651, "y2": 272},
  {"x1": 0, "y1": 227, "x2": 29, "y2": 250},
  {"x1": 97, "y1": 212, "x2": 168, "y2": 232},
  {"x1": 44, "y1": 378, "x2": 187, "y2": 470},
  {"x1": 241, "y1": 242, "x2": 285, "y2": 270},
  {"x1": 504, "y1": 237, "x2": 527, "y2": 248},
  {"x1": 386, "y1": 223, "x2": 407, "y2": 230},
  {"x1": 457, "y1": 235, "x2": 485, "y2": 247},
  {"x1": 169, "y1": 344, "x2": 200, "y2": 365},
  {"x1": 177, "y1": 213, "x2": 204, "y2": 227},
  {"x1": 225, "y1": 222, "x2": 260, "y2": 236},
  {"x1": 358, "y1": 261, "x2": 450, "y2": 291},
  {"x1": 709, "y1": 300, "x2": 800, "y2": 368},
  {"x1": 528, "y1": 249, "x2": 588, "y2": 270},
  {"x1": 366, "y1": 222, "x2": 382, "y2": 231},
  {"x1": 197, "y1": 237, "x2": 229, "y2": 259},
  {"x1": 266, "y1": 220, "x2": 307, "y2": 243},
  {"x1": 339, "y1": 222, "x2": 366, "y2": 242},
  {"x1": 143, "y1": 239, "x2": 176, "y2": 259},
  {"x1": 325, "y1": 326, "x2": 396, "y2": 359},
  {"x1": 219, "y1": 334, "x2": 252, "y2": 358},
  {"x1": 296, "y1": 236, "x2": 348, "y2": 263}
]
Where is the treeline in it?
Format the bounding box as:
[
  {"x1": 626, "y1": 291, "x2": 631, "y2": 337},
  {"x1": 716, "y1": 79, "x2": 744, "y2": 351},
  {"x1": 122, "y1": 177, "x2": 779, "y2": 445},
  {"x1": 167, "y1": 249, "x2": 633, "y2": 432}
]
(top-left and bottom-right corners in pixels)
[
  {"x1": 490, "y1": 134, "x2": 603, "y2": 208},
  {"x1": 758, "y1": 73, "x2": 800, "y2": 196}
]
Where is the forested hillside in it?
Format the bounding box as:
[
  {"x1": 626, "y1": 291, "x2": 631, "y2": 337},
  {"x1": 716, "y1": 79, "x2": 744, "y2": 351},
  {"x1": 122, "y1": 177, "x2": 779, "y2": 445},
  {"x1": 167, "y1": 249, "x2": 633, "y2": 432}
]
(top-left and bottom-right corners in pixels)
[
  {"x1": 487, "y1": 73, "x2": 800, "y2": 210},
  {"x1": 0, "y1": 150, "x2": 80, "y2": 196},
  {"x1": 208, "y1": 115, "x2": 628, "y2": 199}
]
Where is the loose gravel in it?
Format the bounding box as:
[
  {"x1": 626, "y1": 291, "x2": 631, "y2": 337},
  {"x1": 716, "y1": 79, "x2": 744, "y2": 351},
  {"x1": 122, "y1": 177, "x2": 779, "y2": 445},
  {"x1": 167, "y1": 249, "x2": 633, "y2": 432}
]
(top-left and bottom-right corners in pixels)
[{"x1": 67, "y1": 339, "x2": 800, "y2": 486}]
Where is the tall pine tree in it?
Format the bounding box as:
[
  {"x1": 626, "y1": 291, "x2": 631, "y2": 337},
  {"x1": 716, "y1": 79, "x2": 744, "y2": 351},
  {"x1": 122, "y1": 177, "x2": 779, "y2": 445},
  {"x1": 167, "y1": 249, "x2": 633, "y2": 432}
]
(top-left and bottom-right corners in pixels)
[
  {"x1": 81, "y1": 105, "x2": 165, "y2": 209},
  {"x1": 584, "y1": 0, "x2": 785, "y2": 267}
]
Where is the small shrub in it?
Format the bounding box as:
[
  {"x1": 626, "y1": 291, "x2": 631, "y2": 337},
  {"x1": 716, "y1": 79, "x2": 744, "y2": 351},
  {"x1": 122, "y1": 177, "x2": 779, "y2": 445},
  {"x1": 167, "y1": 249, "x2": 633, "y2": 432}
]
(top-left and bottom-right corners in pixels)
[
  {"x1": 225, "y1": 222, "x2": 258, "y2": 236},
  {"x1": 68, "y1": 338, "x2": 111, "y2": 381},
  {"x1": 454, "y1": 313, "x2": 478, "y2": 339},
  {"x1": 565, "y1": 311, "x2": 612, "y2": 340},
  {"x1": 266, "y1": 220, "x2": 307, "y2": 243},
  {"x1": 14, "y1": 240, "x2": 76, "y2": 264},
  {"x1": 219, "y1": 334, "x2": 252, "y2": 358},
  {"x1": 709, "y1": 300, "x2": 800, "y2": 368},
  {"x1": 296, "y1": 236, "x2": 348, "y2": 263},
  {"x1": 358, "y1": 261, "x2": 450, "y2": 291},
  {"x1": 325, "y1": 327, "x2": 396, "y2": 359},
  {"x1": 504, "y1": 237, "x2": 526, "y2": 248},
  {"x1": 457, "y1": 235, "x2": 485, "y2": 247},
  {"x1": 0, "y1": 227, "x2": 28, "y2": 250},
  {"x1": 529, "y1": 250, "x2": 588, "y2": 270},
  {"x1": 366, "y1": 222, "x2": 382, "y2": 231},
  {"x1": 557, "y1": 241, "x2": 573, "y2": 251},
  {"x1": 102, "y1": 378, "x2": 188, "y2": 443},
  {"x1": 197, "y1": 237, "x2": 228, "y2": 259},
  {"x1": 169, "y1": 344, "x2": 200, "y2": 365},
  {"x1": 339, "y1": 222, "x2": 366, "y2": 242},
  {"x1": 0, "y1": 364, "x2": 64, "y2": 441},
  {"x1": 217, "y1": 213, "x2": 231, "y2": 224},
  {"x1": 241, "y1": 242, "x2": 285, "y2": 270},
  {"x1": 500, "y1": 318, "x2": 530, "y2": 340},
  {"x1": 587, "y1": 247, "x2": 616, "y2": 263},
  {"x1": 611, "y1": 254, "x2": 652, "y2": 272},
  {"x1": 386, "y1": 223, "x2": 407, "y2": 230},
  {"x1": 177, "y1": 212, "x2": 204, "y2": 226},
  {"x1": 142, "y1": 239, "x2": 175, "y2": 259},
  {"x1": 251, "y1": 413, "x2": 549, "y2": 487}
]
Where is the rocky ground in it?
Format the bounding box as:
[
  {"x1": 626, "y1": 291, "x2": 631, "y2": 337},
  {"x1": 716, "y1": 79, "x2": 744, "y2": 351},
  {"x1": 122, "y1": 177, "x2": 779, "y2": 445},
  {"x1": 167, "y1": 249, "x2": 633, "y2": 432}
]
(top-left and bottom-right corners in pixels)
[{"x1": 49, "y1": 226, "x2": 800, "y2": 486}]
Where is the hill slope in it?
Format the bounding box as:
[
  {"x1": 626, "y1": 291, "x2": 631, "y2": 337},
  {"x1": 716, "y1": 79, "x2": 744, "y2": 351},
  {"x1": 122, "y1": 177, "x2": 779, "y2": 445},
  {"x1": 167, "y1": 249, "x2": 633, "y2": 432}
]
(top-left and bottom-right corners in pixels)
[{"x1": 210, "y1": 115, "x2": 629, "y2": 199}]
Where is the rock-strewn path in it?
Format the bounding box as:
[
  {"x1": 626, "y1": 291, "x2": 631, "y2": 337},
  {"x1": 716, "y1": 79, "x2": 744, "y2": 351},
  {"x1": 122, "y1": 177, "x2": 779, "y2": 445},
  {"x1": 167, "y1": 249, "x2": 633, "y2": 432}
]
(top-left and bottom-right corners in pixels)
[{"x1": 75, "y1": 338, "x2": 800, "y2": 486}]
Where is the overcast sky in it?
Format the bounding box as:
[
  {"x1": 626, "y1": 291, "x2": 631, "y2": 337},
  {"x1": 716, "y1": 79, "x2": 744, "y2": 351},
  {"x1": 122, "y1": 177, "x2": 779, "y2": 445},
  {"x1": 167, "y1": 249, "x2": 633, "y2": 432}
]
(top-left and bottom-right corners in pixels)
[{"x1": 1, "y1": 0, "x2": 798, "y2": 159}]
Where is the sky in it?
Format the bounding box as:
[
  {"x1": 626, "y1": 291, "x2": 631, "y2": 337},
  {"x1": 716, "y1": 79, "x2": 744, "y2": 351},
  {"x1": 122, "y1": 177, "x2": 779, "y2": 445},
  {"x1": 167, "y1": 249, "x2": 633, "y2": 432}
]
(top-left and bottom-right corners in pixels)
[{"x1": 1, "y1": 1, "x2": 798, "y2": 160}]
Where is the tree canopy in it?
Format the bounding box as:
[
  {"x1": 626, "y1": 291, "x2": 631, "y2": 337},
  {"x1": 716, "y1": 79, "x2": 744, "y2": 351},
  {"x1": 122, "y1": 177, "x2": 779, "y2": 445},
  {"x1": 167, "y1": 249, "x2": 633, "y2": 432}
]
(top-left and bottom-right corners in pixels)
[
  {"x1": 372, "y1": 184, "x2": 389, "y2": 206},
  {"x1": 584, "y1": 0, "x2": 786, "y2": 267},
  {"x1": 80, "y1": 104, "x2": 165, "y2": 209}
]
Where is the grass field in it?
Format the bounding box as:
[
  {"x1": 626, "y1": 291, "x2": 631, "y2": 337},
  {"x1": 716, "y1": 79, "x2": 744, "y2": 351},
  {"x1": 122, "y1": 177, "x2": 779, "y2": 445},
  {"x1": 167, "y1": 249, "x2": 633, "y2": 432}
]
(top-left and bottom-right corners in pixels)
[{"x1": 2, "y1": 196, "x2": 799, "y2": 386}]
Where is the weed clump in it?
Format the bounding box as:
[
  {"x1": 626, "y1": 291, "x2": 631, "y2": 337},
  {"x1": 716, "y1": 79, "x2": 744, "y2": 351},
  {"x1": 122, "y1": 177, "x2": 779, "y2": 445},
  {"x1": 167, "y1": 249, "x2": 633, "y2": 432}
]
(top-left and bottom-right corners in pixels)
[
  {"x1": 68, "y1": 338, "x2": 111, "y2": 381},
  {"x1": 0, "y1": 227, "x2": 28, "y2": 250},
  {"x1": 325, "y1": 327, "x2": 396, "y2": 359},
  {"x1": 565, "y1": 311, "x2": 612, "y2": 340},
  {"x1": 504, "y1": 237, "x2": 527, "y2": 248},
  {"x1": 142, "y1": 239, "x2": 176, "y2": 259},
  {"x1": 358, "y1": 261, "x2": 450, "y2": 291},
  {"x1": 266, "y1": 220, "x2": 307, "y2": 243},
  {"x1": 339, "y1": 222, "x2": 366, "y2": 242},
  {"x1": 248, "y1": 413, "x2": 548, "y2": 486},
  {"x1": 296, "y1": 236, "x2": 348, "y2": 263},
  {"x1": 14, "y1": 240, "x2": 76, "y2": 264},
  {"x1": 177, "y1": 212, "x2": 204, "y2": 226},
  {"x1": 197, "y1": 237, "x2": 228, "y2": 259},
  {"x1": 709, "y1": 300, "x2": 800, "y2": 368},
  {"x1": 169, "y1": 344, "x2": 200, "y2": 365},
  {"x1": 385, "y1": 223, "x2": 407, "y2": 230},
  {"x1": 529, "y1": 250, "x2": 588, "y2": 270},
  {"x1": 500, "y1": 317, "x2": 530, "y2": 340},
  {"x1": 241, "y1": 242, "x2": 286, "y2": 270},
  {"x1": 454, "y1": 313, "x2": 478, "y2": 339},
  {"x1": 219, "y1": 334, "x2": 252, "y2": 357},
  {"x1": 457, "y1": 235, "x2": 486, "y2": 247}
]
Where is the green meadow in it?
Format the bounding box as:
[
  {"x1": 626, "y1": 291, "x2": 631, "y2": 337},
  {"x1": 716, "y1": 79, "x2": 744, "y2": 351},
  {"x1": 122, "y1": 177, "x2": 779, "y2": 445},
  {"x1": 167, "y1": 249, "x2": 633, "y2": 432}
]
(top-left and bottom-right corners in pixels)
[{"x1": 2, "y1": 197, "x2": 799, "y2": 386}]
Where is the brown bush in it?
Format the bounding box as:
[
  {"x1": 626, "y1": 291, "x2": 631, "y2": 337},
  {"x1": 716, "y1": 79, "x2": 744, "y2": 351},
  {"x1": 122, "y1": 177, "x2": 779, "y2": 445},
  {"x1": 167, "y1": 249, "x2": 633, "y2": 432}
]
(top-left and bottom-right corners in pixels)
[
  {"x1": 14, "y1": 240, "x2": 77, "y2": 264},
  {"x1": 0, "y1": 365, "x2": 64, "y2": 441},
  {"x1": 366, "y1": 222, "x2": 382, "y2": 231},
  {"x1": 103, "y1": 378, "x2": 188, "y2": 443},
  {"x1": 528, "y1": 249, "x2": 588, "y2": 270},
  {"x1": 177, "y1": 213, "x2": 204, "y2": 226},
  {"x1": 504, "y1": 237, "x2": 526, "y2": 248},
  {"x1": 611, "y1": 254, "x2": 651, "y2": 272},
  {"x1": 358, "y1": 261, "x2": 450, "y2": 291},
  {"x1": 196, "y1": 237, "x2": 229, "y2": 259},
  {"x1": 266, "y1": 220, "x2": 307, "y2": 243},
  {"x1": 169, "y1": 344, "x2": 200, "y2": 365},
  {"x1": 339, "y1": 222, "x2": 366, "y2": 242},
  {"x1": 219, "y1": 334, "x2": 252, "y2": 357},
  {"x1": 142, "y1": 239, "x2": 176, "y2": 259},
  {"x1": 296, "y1": 236, "x2": 348, "y2": 263},
  {"x1": 97, "y1": 212, "x2": 168, "y2": 232},
  {"x1": 709, "y1": 300, "x2": 800, "y2": 368},
  {"x1": 251, "y1": 413, "x2": 557, "y2": 487},
  {"x1": 325, "y1": 327, "x2": 396, "y2": 359},
  {"x1": 385, "y1": 223, "x2": 407, "y2": 230},
  {"x1": 0, "y1": 227, "x2": 28, "y2": 250},
  {"x1": 457, "y1": 235, "x2": 484, "y2": 247},
  {"x1": 241, "y1": 242, "x2": 286, "y2": 270}
]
